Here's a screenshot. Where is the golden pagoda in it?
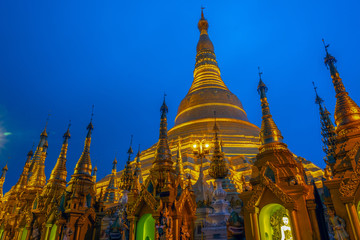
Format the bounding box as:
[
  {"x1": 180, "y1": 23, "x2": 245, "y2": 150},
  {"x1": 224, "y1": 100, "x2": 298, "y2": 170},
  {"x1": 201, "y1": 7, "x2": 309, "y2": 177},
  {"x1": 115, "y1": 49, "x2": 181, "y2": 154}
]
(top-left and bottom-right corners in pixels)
[
  {"x1": 29, "y1": 125, "x2": 71, "y2": 239},
  {"x1": 128, "y1": 9, "x2": 261, "y2": 188},
  {"x1": 97, "y1": 9, "x2": 324, "y2": 199},
  {"x1": 127, "y1": 98, "x2": 196, "y2": 240},
  {"x1": 0, "y1": 8, "x2": 344, "y2": 240},
  {"x1": 240, "y1": 71, "x2": 321, "y2": 240},
  {"x1": 320, "y1": 40, "x2": 360, "y2": 239}
]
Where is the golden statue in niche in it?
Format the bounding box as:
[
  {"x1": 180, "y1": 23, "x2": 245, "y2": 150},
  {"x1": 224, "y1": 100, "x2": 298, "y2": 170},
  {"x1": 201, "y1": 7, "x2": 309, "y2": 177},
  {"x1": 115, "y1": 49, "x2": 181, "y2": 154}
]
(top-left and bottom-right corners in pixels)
[{"x1": 270, "y1": 208, "x2": 293, "y2": 240}]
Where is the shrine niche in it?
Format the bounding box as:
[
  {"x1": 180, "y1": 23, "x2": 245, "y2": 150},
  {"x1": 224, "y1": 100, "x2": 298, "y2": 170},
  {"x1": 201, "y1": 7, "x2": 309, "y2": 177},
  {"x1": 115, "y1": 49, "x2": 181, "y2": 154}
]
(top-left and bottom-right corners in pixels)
[
  {"x1": 136, "y1": 214, "x2": 155, "y2": 240},
  {"x1": 259, "y1": 204, "x2": 293, "y2": 240}
]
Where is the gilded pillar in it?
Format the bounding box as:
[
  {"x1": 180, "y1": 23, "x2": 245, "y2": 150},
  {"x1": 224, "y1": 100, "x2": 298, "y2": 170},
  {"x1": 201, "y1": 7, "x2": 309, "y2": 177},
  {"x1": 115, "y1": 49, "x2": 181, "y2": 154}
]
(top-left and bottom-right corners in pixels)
[
  {"x1": 307, "y1": 201, "x2": 321, "y2": 240},
  {"x1": 13, "y1": 229, "x2": 20, "y2": 240},
  {"x1": 43, "y1": 224, "x2": 51, "y2": 240},
  {"x1": 74, "y1": 225, "x2": 81, "y2": 240},
  {"x1": 250, "y1": 209, "x2": 260, "y2": 240},
  {"x1": 55, "y1": 224, "x2": 62, "y2": 240},
  {"x1": 290, "y1": 210, "x2": 301, "y2": 240},
  {"x1": 25, "y1": 226, "x2": 32, "y2": 240},
  {"x1": 128, "y1": 216, "x2": 137, "y2": 240},
  {"x1": 173, "y1": 215, "x2": 180, "y2": 240},
  {"x1": 345, "y1": 202, "x2": 360, "y2": 239}
]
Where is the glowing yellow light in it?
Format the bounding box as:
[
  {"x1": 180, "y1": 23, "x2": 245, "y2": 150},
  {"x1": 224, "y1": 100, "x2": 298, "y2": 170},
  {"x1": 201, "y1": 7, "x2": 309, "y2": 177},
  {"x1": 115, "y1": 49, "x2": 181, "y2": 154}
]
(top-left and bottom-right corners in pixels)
[
  {"x1": 205, "y1": 144, "x2": 209, "y2": 148},
  {"x1": 193, "y1": 144, "x2": 197, "y2": 149}
]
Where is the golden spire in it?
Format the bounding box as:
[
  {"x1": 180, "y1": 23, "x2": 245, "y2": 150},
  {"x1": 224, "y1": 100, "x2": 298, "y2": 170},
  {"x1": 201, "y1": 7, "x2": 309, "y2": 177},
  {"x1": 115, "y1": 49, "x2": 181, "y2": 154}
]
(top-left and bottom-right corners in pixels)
[
  {"x1": 104, "y1": 157, "x2": 118, "y2": 203},
  {"x1": 28, "y1": 148, "x2": 47, "y2": 189},
  {"x1": 119, "y1": 136, "x2": 135, "y2": 191},
  {"x1": 197, "y1": 7, "x2": 214, "y2": 52},
  {"x1": 0, "y1": 164, "x2": 7, "y2": 179},
  {"x1": 209, "y1": 112, "x2": 228, "y2": 179},
  {"x1": 152, "y1": 96, "x2": 173, "y2": 169},
  {"x1": 48, "y1": 123, "x2": 71, "y2": 186},
  {"x1": 28, "y1": 124, "x2": 48, "y2": 180},
  {"x1": 28, "y1": 123, "x2": 49, "y2": 189},
  {"x1": 92, "y1": 166, "x2": 98, "y2": 182},
  {"x1": 112, "y1": 157, "x2": 117, "y2": 175},
  {"x1": 0, "y1": 164, "x2": 8, "y2": 198},
  {"x1": 175, "y1": 137, "x2": 185, "y2": 180},
  {"x1": 73, "y1": 108, "x2": 94, "y2": 176},
  {"x1": 13, "y1": 150, "x2": 32, "y2": 192},
  {"x1": 189, "y1": 8, "x2": 229, "y2": 94},
  {"x1": 312, "y1": 82, "x2": 337, "y2": 167},
  {"x1": 134, "y1": 145, "x2": 143, "y2": 183},
  {"x1": 257, "y1": 68, "x2": 283, "y2": 145},
  {"x1": 322, "y1": 39, "x2": 360, "y2": 132},
  {"x1": 174, "y1": 9, "x2": 252, "y2": 127}
]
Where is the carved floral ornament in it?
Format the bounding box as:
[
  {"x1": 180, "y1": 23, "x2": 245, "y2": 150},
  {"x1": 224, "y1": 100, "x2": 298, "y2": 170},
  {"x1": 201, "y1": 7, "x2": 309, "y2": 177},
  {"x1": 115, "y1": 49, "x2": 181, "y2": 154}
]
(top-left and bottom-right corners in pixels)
[
  {"x1": 128, "y1": 188, "x2": 159, "y2": 216},
  {"x1": 77, "y1": 207, "x2": 96, "y2": 225},
  {"x1": 246, "y1": 176, "x2": 295, "y2": 211},
  {"x1": 175, "y1": 189, "x2": 196, "y2": 215},
  {"x1": 339, "y1": 142, "x2": 360, "y2": 198}
]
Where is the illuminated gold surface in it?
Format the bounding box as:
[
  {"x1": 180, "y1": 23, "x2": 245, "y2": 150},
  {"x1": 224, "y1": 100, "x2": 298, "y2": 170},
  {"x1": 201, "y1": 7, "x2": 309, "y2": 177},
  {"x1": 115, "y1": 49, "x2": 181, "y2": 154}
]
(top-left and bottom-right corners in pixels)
[
  {"x1": 0, "y1": 11, "x2": 333, "y2": 240},
  {"x1": 240, "y1": 76, "x2": 321, "y2": 240}
]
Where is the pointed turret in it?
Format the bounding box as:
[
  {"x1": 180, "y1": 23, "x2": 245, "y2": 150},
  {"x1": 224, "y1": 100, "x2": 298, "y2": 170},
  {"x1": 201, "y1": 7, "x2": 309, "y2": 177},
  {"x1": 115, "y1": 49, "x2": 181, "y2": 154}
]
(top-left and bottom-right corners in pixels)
[
  {"x1": 28, "y1": 125, "x2": 48, "y2": 181},
  {"x1": 312, "y1": 82, "x2": 337, "y2": 167},
  {"x1": 253, "y1": 70, "x2": 302, "y2": 184},
  {"x1": 118, "y1": 137, "x2": 135, "y2": 191},
  {"x1": 152, "y1": 97, "x2": 173, "y2": 169},
  {"x1": 28, "y1": 124, "x2": 48, "y2": 189},
  {"x1": 112, "y1": 157, "x2": 117, "y2": 174},
  {"x1": 175, "y1": 138, "x2": 185, "y2": 180},
  {"x1": 92, "y1": 166, "x2": 98, "y2": 182},
  {"x1": 133, "y1": 145, "x2": 143, "y2": 184},
  {"x1": 12, "y1": 150, "x2": 32, "y2": 193},
  {"x1": 66, "y1": 107, "x2": 96, "y2": 212},
  {"x1": 104, "y1": 157, "x2": 118, "y2": 203},
  {"x1": 209, "y1": 113, "x2": 228, "y2": 179},
  {"x1": 257, "y1": 69, "x2": 283, "y2": 145},
  {"x1": 0, "y1": 164, "x2": 8, "y2": 198},
  {"x1": 189, "y1": 9, "x2": 228, "y2": 94},
  {"x1": 1, "y1": 164, "x2": 8, "y2": 180},
  {"x1": 73, "y1": 120, "x2": 93, "y2": 176},
  {"x1": 48, "y1": 124, "x2": 71, "y2": 186},
  {"x1": 323, "y1": 39, "x2": 360, "y2": 131}
]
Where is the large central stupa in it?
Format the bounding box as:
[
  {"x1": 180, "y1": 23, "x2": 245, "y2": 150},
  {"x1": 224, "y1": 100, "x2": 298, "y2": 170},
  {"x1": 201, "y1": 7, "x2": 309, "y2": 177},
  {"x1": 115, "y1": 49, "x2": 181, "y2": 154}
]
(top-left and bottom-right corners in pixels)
[
  {"x1": 137, "y1": 12, "x2": 260, "y2": 187},
  {"x1": 96, "y1": 11, "x2": 323, "y2": 195}
]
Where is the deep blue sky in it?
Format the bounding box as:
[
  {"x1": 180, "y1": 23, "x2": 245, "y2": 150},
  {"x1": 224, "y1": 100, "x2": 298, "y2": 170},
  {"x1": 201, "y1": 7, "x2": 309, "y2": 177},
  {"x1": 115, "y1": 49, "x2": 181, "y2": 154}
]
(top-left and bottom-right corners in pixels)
[{"x1": 1, "y1": 0, "x2": 359, "y2": 192}]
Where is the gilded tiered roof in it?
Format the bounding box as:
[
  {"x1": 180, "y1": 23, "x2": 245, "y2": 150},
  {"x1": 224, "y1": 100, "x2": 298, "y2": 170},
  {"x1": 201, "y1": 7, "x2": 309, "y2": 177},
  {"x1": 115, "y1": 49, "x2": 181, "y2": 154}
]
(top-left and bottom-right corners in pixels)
[
  {"x1": 323, "y1": 40, "x2": 360, "y2": 176},
  {"x1": 133, "y1": 10, "x2": 261, "y2": 187}
]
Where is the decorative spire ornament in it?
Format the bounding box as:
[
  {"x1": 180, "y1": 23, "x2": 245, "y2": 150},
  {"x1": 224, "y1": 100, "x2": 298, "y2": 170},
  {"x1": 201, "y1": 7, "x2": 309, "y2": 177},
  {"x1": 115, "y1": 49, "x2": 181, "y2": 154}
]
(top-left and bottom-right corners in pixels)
[
  {"x1": 257, "y1": 67, "x2": 284, "y2": 145},
  {"x1": 134, "y1": 145, "x2": 143, "y2": 184},
  {"x1": 119, "y1": 136, "x2": 135, "y2": 191},
  {"x1": 152, "y1": 96, "x2": 173, "y2": 169},
  {"x1": 92, "y1": 166, "x2": 98, "y2": 182},
  {"x1": 312, "y1": 82, "x2": 336, "y2": 168},
  {"x1": 209, "y1": 111, "x2": 228, "y2": 179},
  {"x1": 322, "y1": 39, "x2": 360, "y2": 131},
  {"x1": 175, "y1": 138, "x2": 185, "y2": 180},
  {"x1": 0, "y1": 164, "x2": 8, "y2": 198},
  {"x1": 104, "y1": 157, "x2": 118, "y2": 203},
  {"x1": 28, "y1": 121, "x2": 49, "y2": 189},
  {"x1": 189, "y1": 8, "x2": 228, "y2": 94},
  {"x1": 73, "y1": 107, "x2": 94, "y2": 176},
  {"x1": 28, "y1": 120, "x2": 49, "y2": 181},
  {"x1": 11, "y1": 150, "x2": 32, "y2": 193},
  {"x1": 48, "y1": 122, "x2": 71, "y2": 186}
]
